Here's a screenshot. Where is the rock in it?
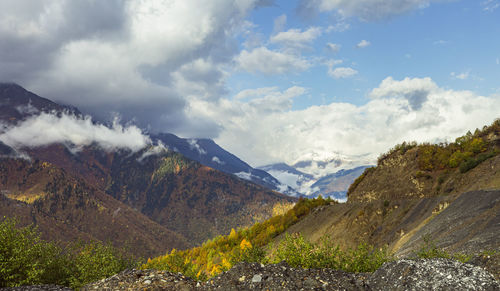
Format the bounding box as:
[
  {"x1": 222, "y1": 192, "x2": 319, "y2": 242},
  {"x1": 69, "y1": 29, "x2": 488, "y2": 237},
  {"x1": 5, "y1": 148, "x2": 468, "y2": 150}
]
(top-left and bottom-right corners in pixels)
[
  {"x1": 367, "y1": 258, "x2": 499, "y2": 291},
  {"x1": 251, "y1": 274, "x2": 262, "y2": 283},
  {"x1": 0, "y1": 285, "x2": 72, "y2": 291},
  {"x1": 5, "y1": 258, "x2": 499, "y2": 290}
]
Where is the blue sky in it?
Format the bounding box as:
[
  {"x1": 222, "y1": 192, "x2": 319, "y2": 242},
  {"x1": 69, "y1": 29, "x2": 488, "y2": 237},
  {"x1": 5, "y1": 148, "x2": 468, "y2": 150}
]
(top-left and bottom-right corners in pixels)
[
  {"x1": 230, "y1": 0, "x2": 500, "y2": 109},
  {"x1": 1, "y1": 0, "x2": 499, "y2": 167}
]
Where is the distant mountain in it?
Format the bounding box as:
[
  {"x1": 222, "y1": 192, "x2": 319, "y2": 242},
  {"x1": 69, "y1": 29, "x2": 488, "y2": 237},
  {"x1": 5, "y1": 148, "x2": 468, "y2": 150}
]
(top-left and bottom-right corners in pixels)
[
  {"x1": 259, "y1": 162, "x2": 372, "y2": 200},
  {"x1": 310, "y1": 166, "x2": 371, "y2": 200},
  {"x1": 152, "y1": 133, "x2": 297, "y2": 195},
  {"x1": 258, "y1": 163, "x2": 315, "y2": 196}
]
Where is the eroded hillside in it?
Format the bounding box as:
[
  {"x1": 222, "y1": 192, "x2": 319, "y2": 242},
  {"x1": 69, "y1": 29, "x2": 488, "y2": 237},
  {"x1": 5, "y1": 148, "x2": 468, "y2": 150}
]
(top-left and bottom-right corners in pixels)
[{"x1": 271, "y1": 120, "x2": 500, "y2": 261}]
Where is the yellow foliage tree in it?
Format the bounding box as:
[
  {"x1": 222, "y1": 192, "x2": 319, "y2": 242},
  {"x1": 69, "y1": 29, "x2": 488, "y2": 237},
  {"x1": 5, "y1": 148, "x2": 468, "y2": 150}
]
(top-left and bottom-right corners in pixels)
[{"x1": 240, "y1": 238, "x2": 252, "y2": 251}]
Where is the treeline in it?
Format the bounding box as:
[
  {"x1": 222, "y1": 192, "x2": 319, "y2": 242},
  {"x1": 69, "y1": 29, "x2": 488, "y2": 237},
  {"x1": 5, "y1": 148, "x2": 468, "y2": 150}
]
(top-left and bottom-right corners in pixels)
[
  {"x1": 0, "y1": 218, "x2": 137, "y2": 289},
  {"x1": 142, "y1": 197, "x2": 335, "y2": 280}
]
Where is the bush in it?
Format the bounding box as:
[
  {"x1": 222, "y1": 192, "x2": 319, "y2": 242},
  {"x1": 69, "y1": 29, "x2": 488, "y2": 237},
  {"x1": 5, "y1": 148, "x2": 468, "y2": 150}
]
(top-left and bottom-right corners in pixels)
[
  {"x1": 459, "y1": 151, "x2": 497, "y2": 173},
  {"x1": 412, "y1": 235, "x2": 470, "y2": 263},
  {"x1": 68, "y1": 241, "x2": 137, "y2": 289},
  {"x1": 271, "y1": 233, "x2": 391, "y2": 272},
  {"x1": 0, "y1": 218, "x2": 137, "y2": 289},
  {"x1": 0, "y1": 218, "x2": 70, "y2": 287}
]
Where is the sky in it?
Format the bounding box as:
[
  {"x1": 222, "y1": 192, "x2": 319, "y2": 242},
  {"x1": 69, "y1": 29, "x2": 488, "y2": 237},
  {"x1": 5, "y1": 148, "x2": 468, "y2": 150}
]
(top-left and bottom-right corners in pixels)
[{"x1": 1, "y1": 0, "x2": 499, "y2": 167}]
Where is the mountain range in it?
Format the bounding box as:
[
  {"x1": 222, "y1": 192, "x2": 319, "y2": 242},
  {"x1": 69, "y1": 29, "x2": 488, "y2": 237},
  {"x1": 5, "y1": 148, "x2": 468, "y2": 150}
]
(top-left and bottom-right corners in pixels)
[
  {"x1": 0, "y1": 83, "x2": 295, "y2": 257},
  {"x1": 259, "y1": 162, "x2": 371, "y2": 200}
]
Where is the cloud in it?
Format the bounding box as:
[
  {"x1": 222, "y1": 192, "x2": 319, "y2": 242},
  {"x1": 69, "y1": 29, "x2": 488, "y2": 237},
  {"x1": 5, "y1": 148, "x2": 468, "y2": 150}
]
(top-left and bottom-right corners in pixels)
[
  {"x1": 299, "y1": 0, "x2": 438, "y2": 21},
  {"x1": 326, "y1": 43, "x2": 341, "y2": 53},
  {"x1": 482, "y1": 0, "x2": 500, "y2": 11},
  {"x1": 188, "y1": 77, "x2": 500, "y2": 168},
  {"x1": 0, "y1": 0, "x2": 264, "y2": 137},
  {"x1": 0, "y1": 112, "x2": 150, "y2": 153},
  {"x1": 356, "y1": 40, "x2": 371, "y2": 48},
  {"x1": 433, "y1": 40, "x2": 449, "y2": 46},
  {"x1": 273, "y1": 14, "x2": 287, "y2": 33},
  {"x1": 329, "y1": 67, "x2": 358, "y2": 79},
  {"x1": 212, "y1": 156, "x2": 225, "y2": 165},
  {"x1": 270, "y1": 27, "x2": 322, "y2": 49},
  {"x1": 326, "y1": 22, "x2": 351, "y2": 32},
  {"x1": 369, "y1": 76, "x2": 437, "y2": 110},
  {"x1": 450, "y1": 72, "x2": 469, "y2": 80},
  {"x1": 236, "y1": 47, "x2": 311, "y2": 74},
  {"x1": 187, "y1": 139, "x2": 207, "y2": 155}
]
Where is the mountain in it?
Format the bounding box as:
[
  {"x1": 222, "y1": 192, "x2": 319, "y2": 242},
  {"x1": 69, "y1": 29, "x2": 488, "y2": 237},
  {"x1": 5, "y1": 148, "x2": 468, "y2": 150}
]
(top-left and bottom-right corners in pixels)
[
  {"x1": 259, "y1": 162, "x2": 372, "y2": 200},
  {"x1": 0, "y1": 157, "x2": 188, "y2": 258},
  {"x1": 271, "y1": 120, "x2": 500, "y2": 258},
  {"x1": 152, "y1": 133, "x2": 296, "y2": 195},
  {"x1": 0, "y1": 83, "x2": 80, "y2": 125},
  {"x1": 0, "y1": 83, "x2": 296, "y2": 253}
]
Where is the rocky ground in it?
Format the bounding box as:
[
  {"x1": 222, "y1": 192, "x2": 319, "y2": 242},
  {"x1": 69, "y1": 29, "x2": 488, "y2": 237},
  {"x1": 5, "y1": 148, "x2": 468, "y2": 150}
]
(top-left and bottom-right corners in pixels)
[{"x1": 2, "y1": 258, "x2": 498, "y2": 291}]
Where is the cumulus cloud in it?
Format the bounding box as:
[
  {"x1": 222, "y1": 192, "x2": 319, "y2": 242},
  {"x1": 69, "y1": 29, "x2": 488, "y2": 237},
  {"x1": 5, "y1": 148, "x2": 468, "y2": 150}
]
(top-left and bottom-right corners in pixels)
[
  {"x1": 236, "y1": 47, "x2": 311, "y2": 74},
  {"x1": 356, "y1": 40, "x2": 371, "y2": 48},
  {"x1": 369, "y1": 76, "x2": 437, "y2": 110},
  {"x1": 329, "y1": 67, "x2": 358, "y2": 79},
  {"x1": 0, "y1": 112, "x2": 150, "y2": 152},
  {"x1": 0, "y1": 0, "x2": 265, "y2": 137},
  {"x1": 299, "y1": 0, "x2": 438, "y2": 21},
  {"x1": 270, "y1": 27, "x2": 322, "y2": 49},
  {"x1": 326, "y1": 43, "x2": 341, "y2": 53},
  {"x1": 188, "y1": 77, "x2": 500, "y2": 167}
]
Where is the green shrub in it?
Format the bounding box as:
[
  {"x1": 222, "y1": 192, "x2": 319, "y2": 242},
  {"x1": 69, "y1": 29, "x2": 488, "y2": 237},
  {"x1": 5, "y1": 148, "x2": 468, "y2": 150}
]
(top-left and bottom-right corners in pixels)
[
  {"x1": 68, "y1": 241, "x2": 137, "y2": 289},
  {"x1": 412, "y1": 235, "x2": 470, "y2": 263},
  {"x1": 0, "y1": 218, "x2": 137, "y2": 289},
  {"x1": 0, "y1": 218, "x2": 70, "y2": 287},
  {"x1": 459, "y1": 151, "x2": 497, "y2": 173},
  {"x1": 271, "y1": 233, "x2": 391, "y2": 272}
]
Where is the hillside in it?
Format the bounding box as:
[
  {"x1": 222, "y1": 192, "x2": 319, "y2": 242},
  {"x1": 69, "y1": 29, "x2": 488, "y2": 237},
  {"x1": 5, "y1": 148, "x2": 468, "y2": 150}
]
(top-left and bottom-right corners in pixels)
[
  {"x1": 348, "y1": 120, "x2": 500, "y2": 202},
  {"x1": 0, "y1": 158, "x2": 188, "y2": 258},
  {"x1": 270, "y1": 120, "x2": 500, "y2": 258},
  {"x1": 22, "y1": 144, "x2": 295, "y2": 245},
  {"x1": 0, "y1": 83, "x2": 296, "y2": 255}
]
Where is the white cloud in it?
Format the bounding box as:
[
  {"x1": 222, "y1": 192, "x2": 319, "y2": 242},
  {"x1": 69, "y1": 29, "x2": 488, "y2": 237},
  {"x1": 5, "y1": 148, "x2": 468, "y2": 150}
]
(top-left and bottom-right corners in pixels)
[
  {"x1": 273, "y1": 14, "x2": 287, "y2": 33},
  {"x1": 0, "y1": 0, "x2": 264, "y2": 137},
  {"x1": 212, "y1": 156, "x2": 225, "y2": 165},
  {"x1": 326, "y1": 22, "x2": 351, "y2": 32},
  {"x1": 329, "y1": 67, "x2": 358, "y2": 79},
  {"x1": 496, "y1": 58, "x2": 499, "y2": 65},
  {"x1": 450, "y1": 72, "x2": 469, "y2": 80},
  {"x1": 0, "y1": 112, "x2": 150, "y2": 153},
  {"x1": 326, "y1": 43, "x2": 341, "y2": 53},
  {"x1": 270, "y1": 27, "x2": 322, "y2": 49},
  {"x1": 482, "y1": 0, "x2": 500, "y2": 11},
  {"x1": 236, "y1": 47, "x2": 311, "y2": 74},
  {"x1": 369, "y1": 76, "x2": 437, "y2": 109},
  {"x1": 303, "y1": 0, "x2": 438, "y2": 21},
  {"x1": 188, "y1": 77, "x2": 500, "y2": 168},
  {"x1": 187, "y1": 139, "x2": 207, "y2": 155},
  {"x1": 356, "y1": 39, "x2": 371, "y2": 48}
]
